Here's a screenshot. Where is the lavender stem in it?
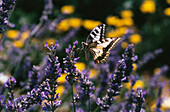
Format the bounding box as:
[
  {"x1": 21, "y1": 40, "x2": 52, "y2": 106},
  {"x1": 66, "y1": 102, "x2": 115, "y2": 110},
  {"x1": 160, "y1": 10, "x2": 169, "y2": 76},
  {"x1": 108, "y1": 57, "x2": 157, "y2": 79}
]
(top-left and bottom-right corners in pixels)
[
  {"x1": 89, "y1": 95, "x2": 91, "y2": 112},
  {"x1": 71, "y1": 84, "x2": 76, "y2": 112},
  {"x1": 93, "y1": 107, "x2": 99, "y2": 112}
]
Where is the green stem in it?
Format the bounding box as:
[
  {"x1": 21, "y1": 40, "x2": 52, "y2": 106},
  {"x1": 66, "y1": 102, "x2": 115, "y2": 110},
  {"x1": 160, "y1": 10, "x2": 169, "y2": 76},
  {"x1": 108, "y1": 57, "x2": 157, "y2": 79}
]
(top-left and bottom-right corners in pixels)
[
  {"x1": 71, "y1": 84, "x2": 76, "y2": 112},
  {"x1": 88, "y1": 94, "x2": 91, "y2": 112},
  {"x1": 51, "y1": 99, "x2": 54, "y2": 112},
  {"x1": 93, "y1": 107, "x2": 99, "y2": 112}
]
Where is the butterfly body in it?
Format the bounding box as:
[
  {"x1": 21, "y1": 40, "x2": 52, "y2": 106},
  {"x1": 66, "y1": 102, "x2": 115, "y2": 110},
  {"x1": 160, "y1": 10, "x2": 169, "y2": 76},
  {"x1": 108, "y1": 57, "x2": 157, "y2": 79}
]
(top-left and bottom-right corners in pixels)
[{"x1": 82, "y1": 24, "x2": 121, "y2": 64}]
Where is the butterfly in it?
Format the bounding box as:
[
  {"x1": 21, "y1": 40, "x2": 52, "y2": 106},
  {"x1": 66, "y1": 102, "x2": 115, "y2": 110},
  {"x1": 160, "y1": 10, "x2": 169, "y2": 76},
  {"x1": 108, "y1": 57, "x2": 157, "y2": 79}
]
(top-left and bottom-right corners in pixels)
[{"x1": 81, "y1": 24, "x2": 121, "y2": 64}]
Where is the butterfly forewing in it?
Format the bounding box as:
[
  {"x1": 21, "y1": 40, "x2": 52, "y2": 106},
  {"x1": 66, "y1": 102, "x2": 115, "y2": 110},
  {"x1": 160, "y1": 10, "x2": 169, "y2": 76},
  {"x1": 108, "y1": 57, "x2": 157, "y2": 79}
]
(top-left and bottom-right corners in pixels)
[
  {"x1": 82, "y1": 24, "x2": 121, "y2": 63},
  {"x1": 86, "y1": 24, "x2": 105, "y2": 44}
]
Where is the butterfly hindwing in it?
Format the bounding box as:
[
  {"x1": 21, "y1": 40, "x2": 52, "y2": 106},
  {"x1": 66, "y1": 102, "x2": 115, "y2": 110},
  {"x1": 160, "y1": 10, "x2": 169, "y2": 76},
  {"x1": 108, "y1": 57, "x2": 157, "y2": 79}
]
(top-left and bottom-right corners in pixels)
[
  {"x1": 89, "y1": 37, "x2": 121, "y2": 63},
  {"x1": 86, "y1": 24, "x2": 105, "y2": 44}
]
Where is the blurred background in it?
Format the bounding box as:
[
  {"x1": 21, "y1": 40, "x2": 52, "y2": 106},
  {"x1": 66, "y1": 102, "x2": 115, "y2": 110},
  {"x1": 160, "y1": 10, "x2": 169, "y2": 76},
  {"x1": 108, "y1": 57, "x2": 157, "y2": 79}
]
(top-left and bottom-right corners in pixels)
[
  {"x1": 5, "y1": 0, "x2": 170, "y2": 71},
  {"x1": 0, "y1": 0, "x2": 170, "y2": 111}
]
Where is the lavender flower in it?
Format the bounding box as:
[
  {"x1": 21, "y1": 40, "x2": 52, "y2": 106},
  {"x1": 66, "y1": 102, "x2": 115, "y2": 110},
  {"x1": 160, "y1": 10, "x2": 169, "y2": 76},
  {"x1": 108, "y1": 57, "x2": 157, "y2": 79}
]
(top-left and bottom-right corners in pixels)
[
  {"x1": 122, "y1": 89, "x2": 146, "y2": 112},
  {"x1": 108, "y1": 29, "x2": 133, "y2": 72},
  {"x1": 49, "y1": 14, "x2": 67, "y2": 32},
  {"x1": 20, "y1": 87, "x2": 42, "y2": 111},
  {"x1": 63, "y1": 41, "x2": 79, "y2": 112},
  {"x1": 130, "y1": 74, "x2": 139, "y2": 88},
  {"x1": 0, "y1": 0, "x2": 16, "y2": 33},
  {"x1": 134, "y1": 89, "x2": 146, "y2": 112},
  {"x1": 24, "y1": 69, "x2": 41, "y2": 91},
  {"x1": 16, "y1": 42, "x2": 61, "y2": 111},
  {"x1": 63, "y1": 40, "x2": 79, "y2": 85},
  {"x1": 79, "y1": 73, "x2": 95, "y2": 99},
  {"x1": 122, "y1": 74, "x2": 139, "y2": 112},
  {"x1": 96, "y1": 60, "x2": 126, "y2": 111},
  {"x1": 137, "y1": 48, "x2": 163, "y2": 69},
  {"x1": 35, "y1": 0, "x2": 53, "y2": 37},
  {"x1": 122, "y1": 89, "x2": 136, "y2": 112},
  {"x1": 154, "y1": 82, "x2": 165, "y2": 112},
  {"x1": 148, "y1": 65, "x2": 169, "y2": 95},
  {"x1": 0, "y1": 95, "x2": 5, "y2": 111},
  {"x1": 97, "y1": 44, "x2": 137, "y2": 111},
  {"x1": 76, "y1": 72, "x2": 95, "y2": 111},
  {"x1": 4, "y1": 76, "x2": 17, "y2": 111},
  {"x1": 122, "y1": 44, "x2": 138, "y2": 82},
  {"x1": 41, "y1": 41, "x2": 62, "y2": 111},
  {"x1": 40, "y1": 0, "x2": 53, "y2": 21},
  {"x1": 61, "y1": 28, "x2": 79, "y2": 44}
]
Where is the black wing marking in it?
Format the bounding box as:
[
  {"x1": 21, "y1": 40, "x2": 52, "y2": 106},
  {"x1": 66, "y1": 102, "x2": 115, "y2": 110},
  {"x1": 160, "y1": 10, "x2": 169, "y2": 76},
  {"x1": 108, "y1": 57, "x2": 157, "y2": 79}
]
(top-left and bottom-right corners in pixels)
[{"x1": 86, "y1": 24, "x2": 105, "y2": 44}]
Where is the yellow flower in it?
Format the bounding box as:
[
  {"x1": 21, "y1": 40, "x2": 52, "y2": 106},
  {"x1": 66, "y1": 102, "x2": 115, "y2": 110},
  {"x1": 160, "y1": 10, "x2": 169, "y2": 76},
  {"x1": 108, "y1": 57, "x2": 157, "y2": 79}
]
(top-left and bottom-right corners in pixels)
[
  {"x1": 106, "y1": 16, "x2": 125, "y2": 27},
  {"x1": 83, "y1": 20, "x2": 102, "y2": 30},
  {"x1": 21, "y1": 31, "x2": 29, "y2": 41},
  {"x1": 12, "y1": 40, "x2": 24, "y2": 48},
  {"x1": 125, "y1": 80, "x2": 145, "y2": 90},
  {"x1": 106, "y1": 27, "x2": 127, "y2": 38},
  {"x1": 133, "y1": 80, "x2": 145, "y2": 90},
  {"x1": 129, "y1": 34, "x2": 142, "y2": 44},
  {"x1": 140, "y1": 0, "x2": 156, "y2": 14},
  {"x1": 106, "y1": 30, "x2": 116, "y2": 37},
  {"x1": 151, "y1": 104, "x2": 156, "y2": 112},
  {"x1": 121, "y1": 42, "x2": 128, "y2": 49},
  {"x1": 114, "y1": 19, "x2": 124, "y2": 27},
  {"x1": 164, "y1": 8, "x2": 170, "y2": 16},
  {"x1": 132, "y1": 63, "x2": 137, "y2": 71},
  {"x1": 166, "y1": 0, "x2": 170, "y2": 4},
  {"x1": 120, "y1": 10, "x2": 133, "y2": 18},
  {"x1": 75, "y1": 62, "x2": 86, "y2": 71},
  {"x1": 117, "y1": 27, "x2": 127, "y2": 35},
  {"x1": 106, "y1": 16, "x2": 119, "y2": 26},
  {"x1": 44, "y1": 38, "x2": 56, "y2": 46},
  {"x1": 69, "y1": 18, "x2": 82, "y2": 28},
  {"x1": 61, "y1": 5, "x2": 75, "y2": 14},
  {"x1": 57, "y1": 19, "x2": 70, "y2": 31},
  {"x1": 89, "y1": 69, "x2": 98, "y2": 78},
  {"x1": 56, "y1": 85, "x2": 65, "y2": 97},
  {"x1": 57, "y1": 73, "x2": 67, "y2": 84},
  {"x1": 6, "y1": 30, "x2": 19, "y2": 39},
  {"x1": 122, "y1": 18, "x2": 134, "y2": 26},
  {"x1": 154, "y1": 67, "x2": 161, "y2": 75}
]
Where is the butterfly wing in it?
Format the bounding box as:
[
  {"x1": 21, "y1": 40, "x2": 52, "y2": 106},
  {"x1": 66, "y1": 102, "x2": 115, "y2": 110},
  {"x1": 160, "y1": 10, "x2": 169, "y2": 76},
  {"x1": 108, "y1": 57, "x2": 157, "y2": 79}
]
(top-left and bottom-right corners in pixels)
[
  {"x1": 86, "y1": 24, "x2": 105, "y2": 44},
  {"x1": 89, "y1": 37, "x2": 121, "y2": 63}
]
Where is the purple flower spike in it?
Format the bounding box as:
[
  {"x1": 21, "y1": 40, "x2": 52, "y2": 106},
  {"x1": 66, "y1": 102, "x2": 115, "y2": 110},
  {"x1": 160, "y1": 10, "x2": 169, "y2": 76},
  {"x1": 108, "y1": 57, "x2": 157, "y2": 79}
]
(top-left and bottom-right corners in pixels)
[
  {"x1": 0, "y1": 95, "x2": 6, "y2": 111},
  {"x1": 137, "y1": 48, "x2": 163, "y2": 69},
  {"x1": 74, "y1": 40, "x2": 78, "y2": 46},
  {"x1": 40, "y1": 39, "x2": 62, "y2": 111},
  {"x1": 5, "y1": 76, "x2": 16, "y2": 89},
  {"x1": 0, "y1": 0, "x2": 16, "y2": 33},
  {"x1": 4, "y1": 77, "x2": 19, "y2": 111},
  {"x1": 63, "y1": 41, "x2": 80, "y2": 85},
  {"x1": 96, "y1": 44, "x2": 137, "y2": 111},
  {"x1": 135, "y1": 89, "x2": 146, "y2": 112},
  {"x1": 75, "y1": 72, "x2": 95, "y2": 110}
]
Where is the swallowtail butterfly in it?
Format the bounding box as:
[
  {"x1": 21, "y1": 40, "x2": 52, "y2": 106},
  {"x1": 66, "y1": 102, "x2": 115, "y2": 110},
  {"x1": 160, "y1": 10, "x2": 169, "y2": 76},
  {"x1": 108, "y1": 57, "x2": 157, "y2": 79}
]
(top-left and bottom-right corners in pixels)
[{"x1": 82, "y1": 24, "x2": 121, "y2": 64}]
